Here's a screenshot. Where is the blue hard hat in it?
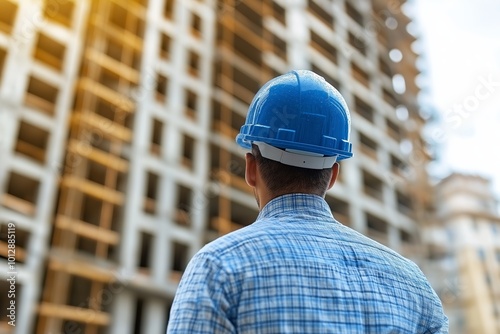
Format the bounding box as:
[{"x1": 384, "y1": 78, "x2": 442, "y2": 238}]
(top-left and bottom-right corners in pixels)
[{"x1": 236, "y1": 70, "x2": 353, "y2": 166}]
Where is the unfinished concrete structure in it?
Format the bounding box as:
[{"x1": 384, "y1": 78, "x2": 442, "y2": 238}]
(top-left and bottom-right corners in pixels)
[
  {"x1": 424, "y1": 174, "x2": 500, "y2": 334},
  {"x1": 0, "y1": 0, "x2": 431, "y2": 333}
]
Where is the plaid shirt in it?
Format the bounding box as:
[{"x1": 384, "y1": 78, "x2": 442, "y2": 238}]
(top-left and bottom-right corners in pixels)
[{"x1": 168, "y1": 194, "x2": 448, "y2": 333}]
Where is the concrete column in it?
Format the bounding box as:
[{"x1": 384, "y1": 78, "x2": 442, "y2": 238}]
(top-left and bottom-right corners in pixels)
[
  {"x1": 286, "y1": 0, "x2": 310, "y2": 69},
  {"x1": 109, "y1": 291, "x2": 136, "y2": 334},
  {"x1": 388, "y1": 224, "x2": 401, "y2": 253},
  {"x1": 143, "y1": 299, "x2": 167, "y2": 334}
]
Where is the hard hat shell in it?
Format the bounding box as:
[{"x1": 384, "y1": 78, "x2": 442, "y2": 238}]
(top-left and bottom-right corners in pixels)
[{"x1": 236, "y1": 70, "x2": 353, "y2": 161}]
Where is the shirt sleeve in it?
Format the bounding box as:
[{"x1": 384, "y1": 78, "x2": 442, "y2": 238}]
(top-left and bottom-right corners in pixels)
[
  {"x1": 166, "y1": 253, "x2": 236, "y2": 334},
  {"x1": 422, "y1": 279, "x2": 450, "y2": 334},
  {"x1": 425, "y1": 313, "x2": 449, "y2": 334}
]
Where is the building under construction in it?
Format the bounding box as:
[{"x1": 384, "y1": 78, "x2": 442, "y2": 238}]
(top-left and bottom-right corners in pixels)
[
  {"x1": 424, "y1": 174, "x2": 500, "y2": 334},
  {"x1": 0, "y1": 0, "x2": 431, "y2": 333}
]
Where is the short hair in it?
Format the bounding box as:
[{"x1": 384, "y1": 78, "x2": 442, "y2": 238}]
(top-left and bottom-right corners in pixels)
[{"x1": 251, "y1": 144, "x2": 333, "y2": 197}]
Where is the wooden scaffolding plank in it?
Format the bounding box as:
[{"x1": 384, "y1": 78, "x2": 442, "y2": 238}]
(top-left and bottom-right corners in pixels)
[
  {"x1": 71, "y1": 112, "x2": 132, "y2": 142},
  {"x1": 55, "y1": 215, "x2": 120, "y2": 245},
  {"x1": 61, "y1": 176, "x2": 124, "y2": 205},
  {"x1": 85, "y1": 49, "x2": 140, "y2": 83},
  {"x1": 48, "y1": 258, "x2": 116, "y2": 283},
  {"x1": 1, "y1": 193, "x2": 36, "y2": 216},
  {"x1": 220, "y1": 15, "x2": 266, "y2": 50},
  {"x1": 24, "y1": 93, "x2": 55, "y2": 115},
  {"x1": 38, "y1": 302, "x2": 110, "y2": 326},
  {"x1": 67, "y1": 139, "x2": 129, "y2": 173},
  {"x1": 77, "y1": 78, "x2": 134, "y2": 113},
  {"x1": 34, "y1": 48, "x2": 63, "y2": 70},
  {"x1": 89, "y1": 17, "x2": 143, "y2": 50},
  {"x1": 15, "y1": 140, "x2": 46, "y2": 162}
]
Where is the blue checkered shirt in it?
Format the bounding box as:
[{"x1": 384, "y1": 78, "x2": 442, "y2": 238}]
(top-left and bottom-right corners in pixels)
[{"x1": 168, "y1": 194, "x2": 448, "y2": 333}]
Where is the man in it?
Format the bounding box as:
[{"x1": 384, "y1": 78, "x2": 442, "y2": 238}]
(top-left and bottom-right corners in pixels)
[{"x1": 167, "y1": 70, "x2": 448, "y2": 333}]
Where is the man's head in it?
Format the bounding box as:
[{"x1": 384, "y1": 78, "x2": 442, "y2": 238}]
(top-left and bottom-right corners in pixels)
[
  {"x1": 235, "y1": 70, "x2": 351, "y2": 208},
  {"x1": 244, "y1": 144, "x2": 339, "y2": 208}
]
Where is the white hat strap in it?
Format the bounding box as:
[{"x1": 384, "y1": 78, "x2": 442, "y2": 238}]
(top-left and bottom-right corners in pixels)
[{"x1": 254, "y1": 142, "x2": 337, "y2": 170}]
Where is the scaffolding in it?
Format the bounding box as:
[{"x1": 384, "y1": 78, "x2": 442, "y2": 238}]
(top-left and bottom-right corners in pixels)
[
  {"x1": 0, "y1": 0, "x2": 431, "y2": 333},
  {"x1": 33, "y1": 0, "x2": 146, "y2": 332}
]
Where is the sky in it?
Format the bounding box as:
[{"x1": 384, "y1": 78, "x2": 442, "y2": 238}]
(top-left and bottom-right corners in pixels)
[{"x1": 410, "y1": 0, "x2": 500, "y2": 202}]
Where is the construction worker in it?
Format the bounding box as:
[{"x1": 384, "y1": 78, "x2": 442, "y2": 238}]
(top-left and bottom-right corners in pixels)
[{"x1": 167, "y1": 70, "x2": 448, "y2": 333}]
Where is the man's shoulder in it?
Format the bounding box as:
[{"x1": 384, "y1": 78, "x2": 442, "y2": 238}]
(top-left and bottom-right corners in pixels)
[
  {"x1": 335, "y1": 224, "x2": 426, "y2": 277},
  {"x1": 197, "y1": 221, "x2": 269, "y2": 259}
]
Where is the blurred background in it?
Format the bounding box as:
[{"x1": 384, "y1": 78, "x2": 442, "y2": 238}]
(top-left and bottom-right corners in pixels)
[{"x1": 0, "y1": 0, "x2": 498, "y2": 333}]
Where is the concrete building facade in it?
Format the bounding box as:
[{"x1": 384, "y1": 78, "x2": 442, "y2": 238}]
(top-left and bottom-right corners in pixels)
[{"x1": 0, "y1": 0, "x2": 431, "y2": 333}]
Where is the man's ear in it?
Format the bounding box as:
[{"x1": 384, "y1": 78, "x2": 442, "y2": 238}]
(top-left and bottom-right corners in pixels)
[
  {"x1": 245, "y1": 152, "x2": 257, "y2": 187},
  {"x1": 327, "y1": 162, "x2": 340, "y2": 190}
]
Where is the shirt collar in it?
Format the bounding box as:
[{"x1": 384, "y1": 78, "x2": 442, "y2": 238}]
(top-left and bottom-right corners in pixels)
[{"x1": 257, "y1": 193, "x2": 334, "y2": 220}]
